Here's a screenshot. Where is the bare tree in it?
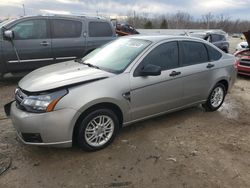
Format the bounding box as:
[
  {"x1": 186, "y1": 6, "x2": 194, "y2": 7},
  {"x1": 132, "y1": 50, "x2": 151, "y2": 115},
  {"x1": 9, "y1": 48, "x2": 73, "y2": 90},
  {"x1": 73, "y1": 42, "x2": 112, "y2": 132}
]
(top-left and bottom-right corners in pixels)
[
  {"x1": 202, "y1": 12, "x2": 214, "y2": 29},
  {"x1": 124, "y1": 11, "x2": 250, "y2": 33}
]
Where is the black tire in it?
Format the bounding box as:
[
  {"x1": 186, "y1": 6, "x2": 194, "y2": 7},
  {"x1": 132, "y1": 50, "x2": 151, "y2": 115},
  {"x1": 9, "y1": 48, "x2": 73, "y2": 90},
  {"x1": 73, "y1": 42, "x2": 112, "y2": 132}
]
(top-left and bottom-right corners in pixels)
[
  {"x1": 223, "y1": 48, "x2": 228, "y2": 53},
  {"x1": 202, "y1": 83, "x2": 226, "y2": 111},
  {"x1": 76, "y1": 109, "x2": 119, "y2": 151}
]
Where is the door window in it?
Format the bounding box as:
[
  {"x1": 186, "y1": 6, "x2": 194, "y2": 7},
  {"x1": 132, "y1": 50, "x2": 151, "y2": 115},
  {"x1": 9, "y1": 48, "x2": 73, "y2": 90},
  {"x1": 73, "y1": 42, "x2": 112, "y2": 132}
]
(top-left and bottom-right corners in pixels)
[
  {"x1": 136, "y1": 41, "x2": 179, "y2": 74},
  {"x1": 51, "y1": 19, "x2": 82, "y2": 38},
  {"x1": 89, "y1": 22, "x2": 113, "y2": 37},
  {"x1": 11, "y1": 19, "x2": 47, "y2": 40},
  {"x1": 180, "y1": 41, "x2": 209, "y2": 66},
  {"x1": 206, "y1": 44, "x2": 222, "y2": 61}
]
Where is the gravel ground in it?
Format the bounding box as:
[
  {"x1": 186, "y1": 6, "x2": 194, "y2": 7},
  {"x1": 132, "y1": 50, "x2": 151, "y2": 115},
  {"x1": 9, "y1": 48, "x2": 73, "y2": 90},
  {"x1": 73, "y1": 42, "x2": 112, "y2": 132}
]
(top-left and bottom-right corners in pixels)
[{"x1": 0, "y1": 37, "x2": 250, "y2": 188}]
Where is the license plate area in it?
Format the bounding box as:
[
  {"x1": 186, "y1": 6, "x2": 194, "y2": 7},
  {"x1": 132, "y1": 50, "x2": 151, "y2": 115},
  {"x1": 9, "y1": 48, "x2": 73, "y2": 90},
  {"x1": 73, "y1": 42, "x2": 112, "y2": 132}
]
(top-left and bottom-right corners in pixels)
[{"x1": 4, "y1": 101, "x2": 14, "y2": 117}]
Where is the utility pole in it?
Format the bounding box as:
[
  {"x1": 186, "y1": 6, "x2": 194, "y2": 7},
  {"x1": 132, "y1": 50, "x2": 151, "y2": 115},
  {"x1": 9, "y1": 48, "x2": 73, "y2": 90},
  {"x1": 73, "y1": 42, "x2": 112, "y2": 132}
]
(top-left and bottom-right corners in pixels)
[
  {"x1": 133, "y1": 10, "x2": 136, "y2": 26},
  {"x1": 22, "y1": 4, "x2": 26, "y2": 16}
]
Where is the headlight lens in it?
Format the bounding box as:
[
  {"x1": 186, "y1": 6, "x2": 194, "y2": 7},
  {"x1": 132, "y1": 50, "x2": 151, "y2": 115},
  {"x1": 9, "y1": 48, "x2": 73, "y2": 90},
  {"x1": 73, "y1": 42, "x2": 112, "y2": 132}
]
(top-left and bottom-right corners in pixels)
[{"x1": 21, "y1": 89, "x2": 68, "y2": 113}]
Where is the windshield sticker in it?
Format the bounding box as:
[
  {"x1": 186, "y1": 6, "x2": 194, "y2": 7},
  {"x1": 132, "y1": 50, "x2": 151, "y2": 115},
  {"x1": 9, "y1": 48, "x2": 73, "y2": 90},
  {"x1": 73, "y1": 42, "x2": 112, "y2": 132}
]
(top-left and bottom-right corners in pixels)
[{"x1": 125, "y1": 42, "x2": 144, "y2": 48}]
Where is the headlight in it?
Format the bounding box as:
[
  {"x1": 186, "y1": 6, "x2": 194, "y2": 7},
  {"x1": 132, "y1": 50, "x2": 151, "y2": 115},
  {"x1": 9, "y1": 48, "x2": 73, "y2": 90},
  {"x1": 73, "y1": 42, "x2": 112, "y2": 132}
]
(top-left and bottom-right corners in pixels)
[{"x1": 21, "y1": 89, "x2": 68, "y2": 113}]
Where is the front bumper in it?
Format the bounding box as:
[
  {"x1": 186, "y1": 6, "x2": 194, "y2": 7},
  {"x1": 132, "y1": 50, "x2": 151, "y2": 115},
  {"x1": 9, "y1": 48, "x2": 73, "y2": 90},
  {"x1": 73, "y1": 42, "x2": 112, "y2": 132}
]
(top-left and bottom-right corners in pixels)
[{"x1": 9, "y1": 102, "x2": 79, "y2": 148}]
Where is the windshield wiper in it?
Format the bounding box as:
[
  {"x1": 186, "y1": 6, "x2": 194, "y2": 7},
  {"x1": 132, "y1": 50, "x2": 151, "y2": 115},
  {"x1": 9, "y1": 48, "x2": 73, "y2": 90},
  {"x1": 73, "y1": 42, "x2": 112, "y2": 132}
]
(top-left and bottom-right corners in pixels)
[
  {"x1": 82, "y1": 62, "x2": 100, "y2": 69},
  {"x1": 75, "y1": 59, "x2": 100, "y2": 69}
]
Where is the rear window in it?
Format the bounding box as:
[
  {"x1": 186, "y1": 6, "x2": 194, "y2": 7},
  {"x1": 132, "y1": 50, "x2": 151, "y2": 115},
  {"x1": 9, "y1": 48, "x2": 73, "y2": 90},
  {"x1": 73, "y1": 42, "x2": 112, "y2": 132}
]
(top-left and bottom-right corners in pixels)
[
  {"x1": 180, "y1": 41, "x2": 209, "y2": 66},
  {"x1": 206, "y1": 44, "x2": 222, "y2": 61},
  {"x1": 89, "y1": 22, "x2": 113, "y2": 37},
  {"x1": 211, "y1": 34, "x2": 225, "y2": 42},
  {"x1": 51, "y1": 19, "x2": 82, "y2": 38}
]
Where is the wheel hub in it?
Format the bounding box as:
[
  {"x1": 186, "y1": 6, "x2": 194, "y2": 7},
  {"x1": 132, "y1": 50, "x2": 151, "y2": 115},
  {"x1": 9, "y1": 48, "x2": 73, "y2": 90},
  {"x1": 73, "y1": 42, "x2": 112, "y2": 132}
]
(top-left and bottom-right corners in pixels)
[
  {"x1": 85, "y1": 115, "x2": 114, "y2": 147},
  {"x1": 211, "y1": 86, "x2": 224, "y2": 108}
]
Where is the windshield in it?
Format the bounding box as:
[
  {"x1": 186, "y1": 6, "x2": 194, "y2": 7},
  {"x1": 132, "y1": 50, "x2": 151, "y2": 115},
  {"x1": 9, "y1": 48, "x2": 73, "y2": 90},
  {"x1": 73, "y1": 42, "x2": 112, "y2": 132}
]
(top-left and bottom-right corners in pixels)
[
  {"x1": 82, "y1": 38, "x2": 152, "y2": 73},
  {"x1": 0, "y1": 18, "x2": 15, "y2": 28}
]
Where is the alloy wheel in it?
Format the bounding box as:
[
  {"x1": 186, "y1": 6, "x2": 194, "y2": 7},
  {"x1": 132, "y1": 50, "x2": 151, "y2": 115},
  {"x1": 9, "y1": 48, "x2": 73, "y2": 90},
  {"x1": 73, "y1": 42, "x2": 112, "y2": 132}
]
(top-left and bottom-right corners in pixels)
[{"x1": 84, "y1": 115, "x2": 114, "y2": 147}]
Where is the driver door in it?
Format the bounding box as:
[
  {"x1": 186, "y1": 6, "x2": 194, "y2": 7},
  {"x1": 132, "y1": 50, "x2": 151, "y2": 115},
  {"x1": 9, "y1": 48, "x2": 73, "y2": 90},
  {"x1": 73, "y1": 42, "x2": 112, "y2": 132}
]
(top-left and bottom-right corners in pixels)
[
  {"x1": 2, "y1": 18, "x2": 52, "y2": 73},
  {"x1": 129, "y1": 41, "x2": 184, "y2": 121}
]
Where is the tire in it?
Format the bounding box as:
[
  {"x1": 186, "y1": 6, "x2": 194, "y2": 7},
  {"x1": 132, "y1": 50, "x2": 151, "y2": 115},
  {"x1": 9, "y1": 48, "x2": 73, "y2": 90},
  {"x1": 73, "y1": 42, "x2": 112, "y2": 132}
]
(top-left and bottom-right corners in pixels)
[
  {"x1": 223, "y1": 49, "x2": 229, "y2": 53},
  {"x1": 76, "y1": 109, "x2": 119, "y2": 151},
  {"x1": 202, "y1": 83, "x2": 226, "y2": 111}
]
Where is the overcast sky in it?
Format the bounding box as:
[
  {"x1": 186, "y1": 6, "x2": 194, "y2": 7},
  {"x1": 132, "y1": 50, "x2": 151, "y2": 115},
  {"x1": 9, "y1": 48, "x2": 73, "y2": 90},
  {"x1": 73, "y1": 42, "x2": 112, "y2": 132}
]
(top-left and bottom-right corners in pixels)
[{"x1": 0, "y1": 0, "x2": 250, "y2": 20}]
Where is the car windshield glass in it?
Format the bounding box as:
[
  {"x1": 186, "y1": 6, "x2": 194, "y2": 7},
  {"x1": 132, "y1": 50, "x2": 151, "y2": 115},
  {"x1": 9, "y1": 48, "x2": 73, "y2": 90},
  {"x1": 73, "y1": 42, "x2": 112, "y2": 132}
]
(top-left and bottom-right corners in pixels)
[
  {"x1": 82, "y1": 38, "x2": 151, "y2": 74},
  {"x1": 0, "y1": 18, "x2": 15, "y2": 28}
]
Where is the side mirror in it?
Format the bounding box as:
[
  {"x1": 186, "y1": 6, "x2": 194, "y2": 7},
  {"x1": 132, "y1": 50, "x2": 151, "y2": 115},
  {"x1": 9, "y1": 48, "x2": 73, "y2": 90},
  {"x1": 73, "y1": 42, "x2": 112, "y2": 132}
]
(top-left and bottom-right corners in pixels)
[
  {"x1": 140, "y1": 64, "x2": 161, "y2": 76},
  {"x1": 4, "y1": 30, "x2": 14, "y2": 40}
]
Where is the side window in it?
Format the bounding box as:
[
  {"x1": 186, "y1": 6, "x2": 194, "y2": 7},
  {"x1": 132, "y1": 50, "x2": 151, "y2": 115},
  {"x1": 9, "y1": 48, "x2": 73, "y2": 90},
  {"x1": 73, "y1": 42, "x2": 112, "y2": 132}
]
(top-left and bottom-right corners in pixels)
[
  {"x1": 139, "y1": 42, "x2": 179, "y2": 71},
  {"x1": 221, "y1": 35, "x2": 226, "y2": 41},
  {"x1": 211, "y1": 34, "x2": 221, "y2": 42},
  {"x1": 89, "y1": 22, "x2": 113, "y2": 37},
  {"x1": 206, "y1": 44, "x2": 222, "y2": 61},
  {"x1": 180, "y1": 41, "x2": 209, "y2": 66},
  {"x1": 11, "y1": 19, "x2": 47, "y2": 40},
  {"x1": 51, "y1": 19, "x2": 82, "y2": 38}
]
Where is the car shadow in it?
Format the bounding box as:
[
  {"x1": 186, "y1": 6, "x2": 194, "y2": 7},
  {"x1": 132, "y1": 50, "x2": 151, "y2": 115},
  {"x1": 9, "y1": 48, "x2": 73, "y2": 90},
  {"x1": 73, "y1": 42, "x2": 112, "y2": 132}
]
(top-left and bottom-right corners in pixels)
[
  {"x1": 121, "y1": 105, "x2": 204, "y2": 134},
  {"x1": 237, "y1": 74, "x2": 250, "y2": 80},
  {"x1": 18, "y1": 105, "x2": 205, "y2": 156}
]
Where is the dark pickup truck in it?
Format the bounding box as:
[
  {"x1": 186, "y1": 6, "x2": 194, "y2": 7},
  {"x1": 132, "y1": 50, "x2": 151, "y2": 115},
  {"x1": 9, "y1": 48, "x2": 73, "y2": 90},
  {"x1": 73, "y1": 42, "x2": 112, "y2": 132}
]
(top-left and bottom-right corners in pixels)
[{"x1": 0, "y1": 15, "x2": 116, "y2": 77}]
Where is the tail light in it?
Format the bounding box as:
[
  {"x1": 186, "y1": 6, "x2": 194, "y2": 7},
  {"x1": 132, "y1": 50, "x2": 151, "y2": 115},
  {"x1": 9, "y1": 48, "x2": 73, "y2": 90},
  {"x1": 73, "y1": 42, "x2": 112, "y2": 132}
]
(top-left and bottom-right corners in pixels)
[{"x1": 234, "y1": 57, "x2": 240, "y2": 69}]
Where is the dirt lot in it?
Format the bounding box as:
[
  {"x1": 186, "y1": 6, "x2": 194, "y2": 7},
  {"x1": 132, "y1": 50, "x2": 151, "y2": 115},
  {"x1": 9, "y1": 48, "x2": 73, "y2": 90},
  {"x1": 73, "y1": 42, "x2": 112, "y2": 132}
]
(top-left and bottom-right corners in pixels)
[{"x1": 0, "y1": 38, "x2": 250, "y2": 188}]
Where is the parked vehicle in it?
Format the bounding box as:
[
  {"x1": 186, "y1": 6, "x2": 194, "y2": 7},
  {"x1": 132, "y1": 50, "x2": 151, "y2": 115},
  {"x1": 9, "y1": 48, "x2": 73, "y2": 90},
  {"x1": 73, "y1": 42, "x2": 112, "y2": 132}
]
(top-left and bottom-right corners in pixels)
[
  {"x1": 116, "y1": 23, "x2": 139, "y2": 36},
  {"x1": 189, "y1": 30, "x2": 229, "y2": 53},
  {"x1": 5, "y1": 35, "x2": 236, "y2": 151},
  {"x1": 0, "y1": 15, "x2": 116, "y2": 77},
  {"x1": 234, "y1": 31, "x2": 250, "y2": 76},
  {"x1": 110, "y1": 19, "x2": 139, "y2": 36},
  {"x1": 235, "y1": 41, "x2": 248, "y2": 52},
  {"x1": 232, "y1": 33, "x2": 241, "y2": 38}
]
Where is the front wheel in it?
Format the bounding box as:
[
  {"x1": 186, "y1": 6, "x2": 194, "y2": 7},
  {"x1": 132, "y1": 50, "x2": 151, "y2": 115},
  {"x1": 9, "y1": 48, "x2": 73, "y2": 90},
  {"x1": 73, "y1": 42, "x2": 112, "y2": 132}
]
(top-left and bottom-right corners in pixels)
[
  {"x1": 76, "y1": 109, "x2": 119, "y2": 151},
  {"x1": 202, "y1": 83, "x2": 226, "y2": 111}
]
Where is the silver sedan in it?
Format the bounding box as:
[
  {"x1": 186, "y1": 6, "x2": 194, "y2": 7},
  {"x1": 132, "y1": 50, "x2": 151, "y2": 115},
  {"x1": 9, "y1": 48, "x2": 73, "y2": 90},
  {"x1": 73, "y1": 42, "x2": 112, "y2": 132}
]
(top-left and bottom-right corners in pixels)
[{"x1": 5, "y1": 35, "x2": 237, "y2": 151}]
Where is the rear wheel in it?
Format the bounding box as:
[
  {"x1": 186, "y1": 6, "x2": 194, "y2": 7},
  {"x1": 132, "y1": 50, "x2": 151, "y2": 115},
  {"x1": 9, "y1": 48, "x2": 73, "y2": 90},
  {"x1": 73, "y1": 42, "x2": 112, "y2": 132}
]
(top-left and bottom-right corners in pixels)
[
  {"x1": 76, "y1": 109, "x2": 119, "y2": 151},
  {"x1": 222, "y1": 48, "x2": 229, "y2": 53},
  {"x1": 202, "y1": 83, "x2": 226, "y2": 111}
]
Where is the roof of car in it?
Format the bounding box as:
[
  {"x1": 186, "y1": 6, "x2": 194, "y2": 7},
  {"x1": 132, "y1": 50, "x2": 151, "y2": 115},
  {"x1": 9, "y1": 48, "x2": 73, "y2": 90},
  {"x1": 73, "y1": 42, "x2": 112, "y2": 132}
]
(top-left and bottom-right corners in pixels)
[
  {"x1": 6, "y1": 14, "x2": 108, "y2": 21},
  {"x1": 127, "y1": 35, "x2": 205, "y2": 43},
  {"x1": 189, "y1": 30, "x2": 227, "y2": 36}
]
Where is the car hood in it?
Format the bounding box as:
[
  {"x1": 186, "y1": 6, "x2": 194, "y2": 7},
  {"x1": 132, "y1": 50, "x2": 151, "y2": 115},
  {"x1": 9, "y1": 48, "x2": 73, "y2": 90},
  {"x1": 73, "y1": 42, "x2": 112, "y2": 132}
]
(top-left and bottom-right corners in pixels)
[
  {"x1": 243, "y1": 30, "x2": 250, "y2": 47},
  {"x1": 19, "y1": 61, "x2": 114, "y2": 92}
]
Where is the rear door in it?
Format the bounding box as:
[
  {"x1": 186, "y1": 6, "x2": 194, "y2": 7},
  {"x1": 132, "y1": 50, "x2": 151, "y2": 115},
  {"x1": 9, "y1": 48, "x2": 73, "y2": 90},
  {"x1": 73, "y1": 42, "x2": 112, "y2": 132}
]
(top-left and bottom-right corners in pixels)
[
  {"x1": 2, "y1": 18, "x2": 52, "y2": 72},
  {"x1": 130, "y1": 41, "x2": 184, "y2": 120},
  {"x1": 179, "y1": 40, "x2": 215, "y2": 104},
  {"x1": 50, "y1": 18, "x2": 85, "y2": 62}
]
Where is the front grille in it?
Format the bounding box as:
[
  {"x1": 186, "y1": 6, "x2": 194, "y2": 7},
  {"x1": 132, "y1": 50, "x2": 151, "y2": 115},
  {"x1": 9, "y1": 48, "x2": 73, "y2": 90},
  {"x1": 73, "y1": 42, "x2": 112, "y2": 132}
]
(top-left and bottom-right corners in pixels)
[
  {"x1": 21, "y1": 133, "x2": 43, "y2": 143},
  {"x1": 15, "y1": 88, "x2": 28, "y2": 110},
  {"x1": 238, "y1": 70, "x2": 250, "y2": 74},
  {"x1": 239, "y1": 59, "x2": 250, "y2": 67}
]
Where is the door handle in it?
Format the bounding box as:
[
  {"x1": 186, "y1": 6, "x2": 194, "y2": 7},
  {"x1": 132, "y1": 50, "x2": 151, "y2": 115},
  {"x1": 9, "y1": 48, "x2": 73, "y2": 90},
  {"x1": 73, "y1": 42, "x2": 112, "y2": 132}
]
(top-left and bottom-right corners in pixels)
[
  {"x1": 207, "y1": 63, "x2": 215, "y2": 68},
  {"x1": 169, "y1": 71, "x2": 181, "y2": 77},
  {"x1": 40, "y1": 41, "x2": 50, "y2": 46}
]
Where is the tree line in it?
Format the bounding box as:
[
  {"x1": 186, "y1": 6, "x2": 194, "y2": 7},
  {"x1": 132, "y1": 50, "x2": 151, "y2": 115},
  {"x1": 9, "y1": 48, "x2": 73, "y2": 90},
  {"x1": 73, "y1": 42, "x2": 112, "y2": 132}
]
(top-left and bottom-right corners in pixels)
[{"x1": 126, "y1": 12, "x2": 250, "y2": 34}]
